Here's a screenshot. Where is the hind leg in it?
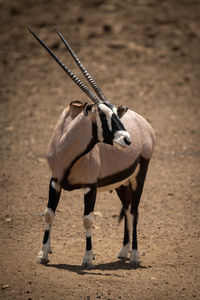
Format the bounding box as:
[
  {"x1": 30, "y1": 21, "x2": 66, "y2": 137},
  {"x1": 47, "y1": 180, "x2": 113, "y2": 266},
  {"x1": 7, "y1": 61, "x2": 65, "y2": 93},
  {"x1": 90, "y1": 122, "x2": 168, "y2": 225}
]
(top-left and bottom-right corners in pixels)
[
  {"x1": 116, "y1": 185, "x2": 132, "y2": 260},
  {"x1": 129, "y1": 157, "x2": 149, "y2": 266},
  {"x1": 37, "y1": 178, "x2": 62, "y2": 264},
  {"x1": 82, "y1": 185, "x2": 97, "y2": 269}
]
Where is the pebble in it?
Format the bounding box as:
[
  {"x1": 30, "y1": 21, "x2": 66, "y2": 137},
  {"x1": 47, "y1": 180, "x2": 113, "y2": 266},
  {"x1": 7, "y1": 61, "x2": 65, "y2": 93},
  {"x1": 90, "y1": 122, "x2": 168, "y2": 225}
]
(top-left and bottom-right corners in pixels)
[
  {"x1": 1, "y1": 285, "x2": 9, "y2": 289},
  {"x1": 151, "y1": 277, "x2": 157, "y2": 280}
]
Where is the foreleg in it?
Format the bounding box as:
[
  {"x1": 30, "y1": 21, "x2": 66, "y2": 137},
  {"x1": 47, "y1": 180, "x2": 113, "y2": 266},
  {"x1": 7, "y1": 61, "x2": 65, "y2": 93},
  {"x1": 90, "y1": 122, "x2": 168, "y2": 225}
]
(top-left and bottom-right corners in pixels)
[{"x1": 37, "y1": 178, "x2": 62, "y2": 264}]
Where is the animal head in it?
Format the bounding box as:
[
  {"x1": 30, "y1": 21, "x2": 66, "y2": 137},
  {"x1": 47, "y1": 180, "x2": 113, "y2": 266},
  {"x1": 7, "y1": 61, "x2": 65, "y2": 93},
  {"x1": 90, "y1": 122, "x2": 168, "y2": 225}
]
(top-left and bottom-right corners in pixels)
[
  {"x1": 84, "y1": 102, "x2": 131, "y2": 149},
  {"x1": 28, "y1": 28, "x2": 131, "y2": 149}
]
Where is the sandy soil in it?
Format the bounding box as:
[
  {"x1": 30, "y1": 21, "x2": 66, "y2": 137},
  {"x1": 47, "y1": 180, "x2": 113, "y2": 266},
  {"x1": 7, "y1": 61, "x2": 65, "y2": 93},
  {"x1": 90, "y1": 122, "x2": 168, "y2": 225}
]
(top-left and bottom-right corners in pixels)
[{"x1": 0, "y1": 0, "x2": 200, "y2": 299}]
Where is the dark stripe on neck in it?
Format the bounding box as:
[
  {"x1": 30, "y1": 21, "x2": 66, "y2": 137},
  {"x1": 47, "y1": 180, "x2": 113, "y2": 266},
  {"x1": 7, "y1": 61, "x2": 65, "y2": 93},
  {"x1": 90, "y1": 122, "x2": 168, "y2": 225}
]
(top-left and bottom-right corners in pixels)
[{"x1": 60, "y1": 122, "x2": 98, "y2": 190}]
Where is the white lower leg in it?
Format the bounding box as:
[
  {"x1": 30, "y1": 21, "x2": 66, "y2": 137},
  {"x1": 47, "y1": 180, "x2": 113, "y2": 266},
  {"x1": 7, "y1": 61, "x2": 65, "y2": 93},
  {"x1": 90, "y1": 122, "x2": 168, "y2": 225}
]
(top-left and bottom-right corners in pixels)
[
  {"x1": 118, "y1": 243, "x2": 130, "y2": 259},
  {"x1": 37, "y1": 208, "x2": 55, "y2": 264},
  {"x1": 130, "y1": 249, "x2": 140, "y2": 265},
  {"x1": 82, "y1": 212, "x2": 94, "y2": 268}
]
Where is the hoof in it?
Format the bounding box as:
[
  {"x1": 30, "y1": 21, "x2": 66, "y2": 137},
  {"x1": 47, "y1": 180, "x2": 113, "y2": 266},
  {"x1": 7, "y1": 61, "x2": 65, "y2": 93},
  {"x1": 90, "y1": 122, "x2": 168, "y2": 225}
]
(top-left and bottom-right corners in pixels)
[
  {"x1": 118, "y1": 256, "x2": 129, "y2": 262},
  {"x1": 130, "y1": 260, "x2": 141, "y2": 268},
  {"x1": 82, "y1": 250, "x2": 94, "y2": 269},
  {"x1": 118, "y1": 244, "x2": 130, "y2": 261},
  {"x1": 130, "y1": 249, "x2": 140, "y2": 267},
  {"x1": 82, "y1": 260, "x2": 94, "y2": 269},
  {"x1": 36, "y1": 257, "x2": 49, "y2": 265}
]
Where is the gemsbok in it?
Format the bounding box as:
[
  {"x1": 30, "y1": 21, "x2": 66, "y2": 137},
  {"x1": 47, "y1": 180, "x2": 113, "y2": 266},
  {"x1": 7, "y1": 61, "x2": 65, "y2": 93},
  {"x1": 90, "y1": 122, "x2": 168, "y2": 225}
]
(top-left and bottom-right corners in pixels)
[{"x1": 28, "y1": 28, "x2": 155, "y2": 268}]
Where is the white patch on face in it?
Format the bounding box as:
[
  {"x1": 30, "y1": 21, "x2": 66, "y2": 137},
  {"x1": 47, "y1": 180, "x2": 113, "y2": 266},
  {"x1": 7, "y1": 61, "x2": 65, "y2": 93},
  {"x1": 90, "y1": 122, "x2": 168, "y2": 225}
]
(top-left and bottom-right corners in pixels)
[
  {"x1": 114, "y1": 130, "x2": 131, "y2": 149},
  {"x1": 112, "y1": 106, "x2": 118, "y2": 115},
  {"x1": 99, "y1": 103, "x2": 113, "y2": 117}
]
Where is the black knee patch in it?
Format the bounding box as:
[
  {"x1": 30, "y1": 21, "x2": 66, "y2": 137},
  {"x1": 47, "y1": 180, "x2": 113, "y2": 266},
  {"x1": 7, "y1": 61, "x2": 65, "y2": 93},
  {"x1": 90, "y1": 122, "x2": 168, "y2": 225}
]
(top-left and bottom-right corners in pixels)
[
  {"x1": 48, "y1": 178, "x2": 61, "y2": 212},
  {"x1": 43, "y1": 230, "x2": 49, "y2": 244},
  {"x1": 84, "y1": 186, "x2": 97, "y2": 215},
  {"x1": 86, "y1": 236, "x2": 92, "y2": 251}
]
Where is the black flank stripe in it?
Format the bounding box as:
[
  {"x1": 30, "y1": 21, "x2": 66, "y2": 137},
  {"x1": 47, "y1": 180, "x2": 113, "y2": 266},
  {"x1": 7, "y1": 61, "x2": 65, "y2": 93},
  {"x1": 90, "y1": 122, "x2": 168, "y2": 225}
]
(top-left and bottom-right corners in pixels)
[{"x1": 97, "y1": 157, "x2": 140, "y2": 188}]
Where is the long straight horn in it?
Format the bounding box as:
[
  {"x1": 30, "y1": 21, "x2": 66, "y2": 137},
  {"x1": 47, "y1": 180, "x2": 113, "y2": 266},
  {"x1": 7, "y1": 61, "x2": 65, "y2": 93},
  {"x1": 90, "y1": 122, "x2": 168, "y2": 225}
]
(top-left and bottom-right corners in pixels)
[
  {"x1": 54, "y1": 28, "x2": 107, "y2": 103},
  {"x1": 28, "y1": 28, "x2": 101, "y2": 104}
]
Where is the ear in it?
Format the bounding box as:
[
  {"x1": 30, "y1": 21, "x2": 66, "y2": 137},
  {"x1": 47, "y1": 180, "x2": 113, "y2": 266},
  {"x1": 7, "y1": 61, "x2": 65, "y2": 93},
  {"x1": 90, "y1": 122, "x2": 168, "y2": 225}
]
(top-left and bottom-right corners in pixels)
[
  {"x1": 117, "y1": 105, "x2": 128, "y2": 118},
  {"x1": 83, "y1": 103, "x2": 93, "y2": 116},
  {"x1": 70, "y1": 100, "x2": 84, "y2": 107}
]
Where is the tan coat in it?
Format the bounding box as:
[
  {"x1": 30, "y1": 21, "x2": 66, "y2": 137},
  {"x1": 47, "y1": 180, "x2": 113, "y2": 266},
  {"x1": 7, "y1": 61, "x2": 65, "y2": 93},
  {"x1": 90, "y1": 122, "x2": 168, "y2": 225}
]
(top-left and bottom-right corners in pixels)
[{"x1": 47, "y1": 101, "x2": 155, "y2": 190}]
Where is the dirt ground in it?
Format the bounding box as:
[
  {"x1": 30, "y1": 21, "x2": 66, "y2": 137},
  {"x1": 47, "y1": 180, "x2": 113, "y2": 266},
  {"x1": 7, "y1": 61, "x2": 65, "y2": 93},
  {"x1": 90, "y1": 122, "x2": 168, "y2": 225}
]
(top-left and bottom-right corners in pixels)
[{"x1": 0, "y1": 0, "x2": 200, "y2": 299}]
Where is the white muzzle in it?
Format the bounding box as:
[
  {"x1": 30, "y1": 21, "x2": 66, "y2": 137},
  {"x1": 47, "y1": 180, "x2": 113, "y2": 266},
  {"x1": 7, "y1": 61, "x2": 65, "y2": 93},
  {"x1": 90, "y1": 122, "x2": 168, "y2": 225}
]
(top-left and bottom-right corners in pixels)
[{"x1": 113, "y1": 130, "x2": 132, "y2": 150}]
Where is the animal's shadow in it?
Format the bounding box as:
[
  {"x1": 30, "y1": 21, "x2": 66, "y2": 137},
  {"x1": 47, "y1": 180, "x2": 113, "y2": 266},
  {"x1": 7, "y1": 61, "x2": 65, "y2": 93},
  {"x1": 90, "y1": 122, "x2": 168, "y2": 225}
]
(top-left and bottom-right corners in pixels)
[{"x1": 46, "y1": 260, "x2": 151, "y2": 276}]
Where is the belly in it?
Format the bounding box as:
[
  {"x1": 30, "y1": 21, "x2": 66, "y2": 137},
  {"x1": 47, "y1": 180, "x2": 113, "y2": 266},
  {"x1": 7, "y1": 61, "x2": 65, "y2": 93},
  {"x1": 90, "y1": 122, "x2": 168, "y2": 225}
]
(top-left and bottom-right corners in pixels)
[
  {"x1": 96, "y1": 156, "x2": 140, "y2": 191},
  {"x1": 97, "y1": 177, "x2": 130, "y2": 192}
]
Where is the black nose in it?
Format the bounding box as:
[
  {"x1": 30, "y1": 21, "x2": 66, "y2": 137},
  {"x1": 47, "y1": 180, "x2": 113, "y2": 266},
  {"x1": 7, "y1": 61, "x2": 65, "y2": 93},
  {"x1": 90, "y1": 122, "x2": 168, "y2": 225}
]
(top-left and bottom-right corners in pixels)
[{"x1": 124, "y1": 137, "x2": 131, "y2": 146}]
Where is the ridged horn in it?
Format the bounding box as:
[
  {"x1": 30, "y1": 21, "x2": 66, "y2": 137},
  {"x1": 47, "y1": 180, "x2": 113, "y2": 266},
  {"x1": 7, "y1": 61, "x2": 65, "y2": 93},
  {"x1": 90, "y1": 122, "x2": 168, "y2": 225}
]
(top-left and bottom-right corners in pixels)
[
  {"x1": 28, "y1": 28, "x2": 101, "y2": 104},
  {"x1": 54, "y1": 28, "x2": 107, "y2": 102}
]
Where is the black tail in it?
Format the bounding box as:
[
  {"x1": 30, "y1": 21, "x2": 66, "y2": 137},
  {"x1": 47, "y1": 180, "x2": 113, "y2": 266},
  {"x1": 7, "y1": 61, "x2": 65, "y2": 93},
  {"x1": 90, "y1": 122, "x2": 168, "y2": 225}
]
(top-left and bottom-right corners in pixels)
[{"x1": 119, "y1": 207, "x2": 125, "y2": 223}]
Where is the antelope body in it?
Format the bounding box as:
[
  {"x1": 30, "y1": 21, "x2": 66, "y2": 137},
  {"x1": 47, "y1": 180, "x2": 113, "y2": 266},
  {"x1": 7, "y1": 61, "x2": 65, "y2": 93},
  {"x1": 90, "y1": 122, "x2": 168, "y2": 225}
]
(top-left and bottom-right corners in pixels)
[{"x1": 29, "y1": 28, "x2": 155, "y2": 268}]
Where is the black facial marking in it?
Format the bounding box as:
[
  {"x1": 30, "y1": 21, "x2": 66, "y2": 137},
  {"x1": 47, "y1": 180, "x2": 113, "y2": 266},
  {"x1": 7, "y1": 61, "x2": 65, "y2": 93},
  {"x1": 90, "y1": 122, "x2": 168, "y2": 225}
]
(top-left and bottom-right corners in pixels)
[
  {"x1": 104, "y1": 102, "x2": 126, "y2": 130},
  {"x1": 111, "y1": 113, "x2": 126, "y2": 132},
  {"x1": 43, "y1": 230, "x2": 49, "y2": 244},
  {"x1": 98, "y1": 103, "x2": 126, "y2": 145},
  {"x1": 98, "y1": 108, "x2": 114, "y2": 145}
]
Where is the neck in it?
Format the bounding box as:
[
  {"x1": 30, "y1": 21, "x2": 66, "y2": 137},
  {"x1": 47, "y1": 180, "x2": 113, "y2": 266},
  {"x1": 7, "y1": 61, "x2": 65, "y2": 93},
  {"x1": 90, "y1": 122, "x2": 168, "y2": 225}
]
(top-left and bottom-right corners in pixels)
[{"x1": 60, "y1": 113, "x2": 98, "y2": 187}]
